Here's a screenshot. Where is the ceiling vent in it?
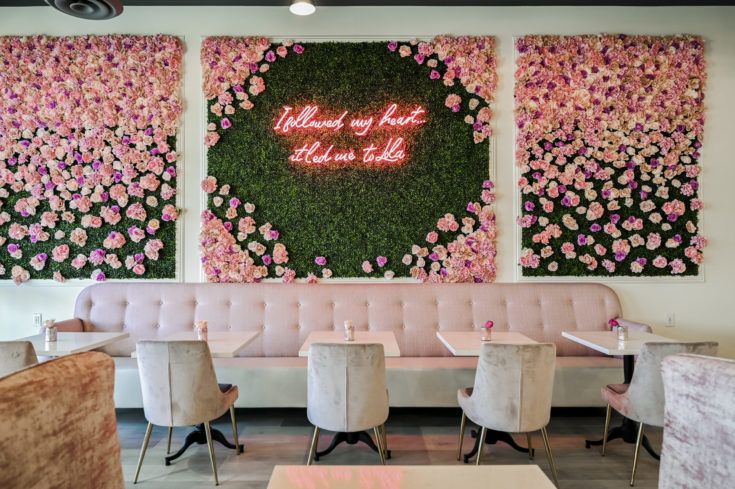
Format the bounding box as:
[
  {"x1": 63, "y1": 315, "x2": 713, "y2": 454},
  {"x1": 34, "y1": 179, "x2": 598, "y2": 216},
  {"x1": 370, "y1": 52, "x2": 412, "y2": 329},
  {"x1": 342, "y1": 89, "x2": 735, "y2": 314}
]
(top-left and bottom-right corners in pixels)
[{"x1": 45, "y1": 0, "x2": 124, "y2": 20}]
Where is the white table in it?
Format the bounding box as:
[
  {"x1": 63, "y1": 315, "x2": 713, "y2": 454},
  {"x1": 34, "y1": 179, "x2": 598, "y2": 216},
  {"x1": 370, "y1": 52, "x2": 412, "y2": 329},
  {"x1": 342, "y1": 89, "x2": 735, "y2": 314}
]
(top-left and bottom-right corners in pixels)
[
  {"x1": 267, "y1": 465, "x2": 556, "y2": 489},
  {"x1": 298, "y1": 331, "x2": 400, "y2": 357},
  {"x1": 436, "y1": 331, "x2": 537, "y2": 356},
  {"x1": 131, "y1": 330, "x2": 259, "y2": 358},
  {"x1": 20, "y1": 332, "x2": 129, "y2": 357},
  {"x1": 561, "y1": 330, "x2": 672, "y2": 356},
  {"x1": 562, "y1": 329, "x2": 673, "y2": 460}
]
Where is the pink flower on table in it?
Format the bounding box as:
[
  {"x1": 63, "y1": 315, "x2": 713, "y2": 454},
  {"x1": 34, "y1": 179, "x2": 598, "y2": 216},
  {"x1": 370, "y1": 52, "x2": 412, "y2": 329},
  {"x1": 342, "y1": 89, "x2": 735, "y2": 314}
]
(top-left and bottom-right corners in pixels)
[
  {"x1": 315, "y1": 256, "x2": 327, "y2": 266},
  {"x1": 52, "y1": 244, "x2": 70, "y2": 262},
  {"x1": 362, "y1": 260, "x2": 373, "y2": 273},
  {"x1": 376, "y1": 256, "x2": 388, "y2": 268}
]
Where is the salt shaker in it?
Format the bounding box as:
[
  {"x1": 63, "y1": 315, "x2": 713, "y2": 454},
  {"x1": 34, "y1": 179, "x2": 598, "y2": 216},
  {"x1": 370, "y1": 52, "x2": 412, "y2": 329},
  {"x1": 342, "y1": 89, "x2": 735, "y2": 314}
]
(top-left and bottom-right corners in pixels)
[
  {"x1": 44, "y1": 319, "x2": 58, "y2": 342},
  {"x1": 344, "y1": 320, "x2": 355, "y2": 342},
  {"x1": 617, "y1": 324, "x2": 628, "y2": 342}
]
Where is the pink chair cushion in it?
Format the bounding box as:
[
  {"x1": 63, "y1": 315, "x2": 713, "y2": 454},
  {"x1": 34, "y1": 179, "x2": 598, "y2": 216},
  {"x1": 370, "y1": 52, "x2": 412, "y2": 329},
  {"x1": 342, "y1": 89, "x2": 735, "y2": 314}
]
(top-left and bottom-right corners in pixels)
[{"x1": 601, "y1": 383, "x2": 632, "y2": 418}]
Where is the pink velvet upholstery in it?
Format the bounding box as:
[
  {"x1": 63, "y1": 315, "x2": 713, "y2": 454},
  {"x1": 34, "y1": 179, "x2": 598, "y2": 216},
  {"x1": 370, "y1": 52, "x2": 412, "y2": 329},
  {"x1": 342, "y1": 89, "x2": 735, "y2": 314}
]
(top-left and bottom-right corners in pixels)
[
  {"x1": 601, "y1": 342, "x2": 718, "y2": 426},
  {"x1": 659, "y1": 354, "x2": 735, "y2": 489},
  {"x1": 0, "y1": 352, "x2": 123, "y2": 489},
  {"x1": 71, "y1": 282, "x2": 623, "y2": 357}
]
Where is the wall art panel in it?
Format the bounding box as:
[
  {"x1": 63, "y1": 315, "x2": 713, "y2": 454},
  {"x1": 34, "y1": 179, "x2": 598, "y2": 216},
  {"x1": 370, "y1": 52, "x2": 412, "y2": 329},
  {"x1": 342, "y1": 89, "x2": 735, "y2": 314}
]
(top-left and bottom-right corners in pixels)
[
  {"x1": 515, "y1": 35, "x2": 706, "y2": 277},
  {"x1": 201, "y1": 37, "x2": 496, "y2": 282},
  {"x1": 0, "y1": 35, "x2": 183, "y2": 284}
]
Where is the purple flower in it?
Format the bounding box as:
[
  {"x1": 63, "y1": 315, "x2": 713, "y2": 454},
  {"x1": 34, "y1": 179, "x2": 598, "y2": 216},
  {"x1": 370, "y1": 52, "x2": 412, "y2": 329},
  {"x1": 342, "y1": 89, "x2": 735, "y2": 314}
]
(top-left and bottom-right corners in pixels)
[
  {"x1": 387, "y1": 41, "x2": 398, "y2": 52},
  {"x1": 315, "y1": 256, "x2": 327, "y2": 266},
  {"x1": 614, "y1": 251, "x2": 627, "y2": 262},
  {"x1": 577, "y1": 234, "x2": 587, "y2": 246},
  {"x1": 223, "y1": 221, "x2": 233, "y2": 231},
  {"x1": 220, "y1": 118, "x2": 231, "y2": 129},
  {"x1": 482, "y1": 180, "x2": 494, "y2": 189},
  {"x1": 610, "y1": 214, "x2": 621, "y2": 224},
  {"x1": 430, "y1": 70, "x2": 440, "y2": 80},
  {"x1": 269, "y1": 230, "x2": 279, "y2": 240},
  {"x1": 229, "y1": 197, "x2": 240, "y2": 208},
  {"x1": 7, "y1": 244, "x2": 19, "y2": 253},
  {"x1": 414, "y1": 54, "x2": 425, "y2": 64},
  {"x1": 524, "y1": 201, "x2": 535, "y2": 212},
  {"x1": 95, "y1": 271, "x2": 106, "y2": 282},
  {"x1": 265, "y1": 50, "x2": 276, "y2": 62},
  {"x1": 293, "y1": 44, "x2": 305, "y2": 54},
  {"x1": 376, "y1": 256, "x2": 388, "y2": 267},
  {"x1": 561, "y1": 196, "x2": 571, "y2": 207},
  {"x1": 262, "y1": 254, "x2": 272, "y2": 265},
  {"x1": 667, "y1": 213, "x2": 679, "y2": 222},
  {"x1": 590, "y1": 223, "x2": 602, "y2": 232},
  {"x1": 429, "y1": 252, "x2": 439, "y2": 262}
]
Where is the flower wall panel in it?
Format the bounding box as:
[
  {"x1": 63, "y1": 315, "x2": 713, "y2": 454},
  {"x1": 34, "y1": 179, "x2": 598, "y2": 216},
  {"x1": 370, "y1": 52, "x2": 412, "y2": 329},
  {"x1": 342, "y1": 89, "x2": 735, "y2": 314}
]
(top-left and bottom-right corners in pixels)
[
  {"x1": 0, "y1": 35, "x2": 183, "y2": 284},
  {"x1": 515, "y1": 35, "x2": 706, "y2": 277},
  {"x1": 201, "y1": 37, "x2": 497, "y2": 283}
]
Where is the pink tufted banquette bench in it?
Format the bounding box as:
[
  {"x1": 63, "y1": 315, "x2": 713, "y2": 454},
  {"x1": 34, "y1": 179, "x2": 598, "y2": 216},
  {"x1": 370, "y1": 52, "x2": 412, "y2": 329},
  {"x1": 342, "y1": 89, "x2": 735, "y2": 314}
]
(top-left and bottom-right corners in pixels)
[{"x1": 58, "y1": 282, "x2": 647, "y2": 408}]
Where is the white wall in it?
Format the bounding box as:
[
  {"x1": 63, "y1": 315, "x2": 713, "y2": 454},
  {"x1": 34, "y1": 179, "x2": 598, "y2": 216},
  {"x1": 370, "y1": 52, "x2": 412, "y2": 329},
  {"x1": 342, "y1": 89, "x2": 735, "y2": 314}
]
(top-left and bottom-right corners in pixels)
[{"x1": 1, "y1": 5, "x2": 734, "y2": 357}]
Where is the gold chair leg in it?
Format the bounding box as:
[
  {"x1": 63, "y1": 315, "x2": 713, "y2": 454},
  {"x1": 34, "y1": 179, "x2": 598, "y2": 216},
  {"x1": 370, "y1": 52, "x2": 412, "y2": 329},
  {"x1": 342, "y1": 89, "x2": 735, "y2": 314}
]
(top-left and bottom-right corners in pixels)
[
  {"x1": 133, "y1": 422, "x2": 153, "y2": 484},
  {"x1": 380, "y1": 424, "x2": 388, "y2": 459},
  {"x1": 630, "y1": 422, "x2": 644, "y2": 487},
  {"x1": 457, "y1": 411, "x2": 467, "y2": 461},
  {"x1": 526, "y1": 432, "x2": 534, "y2": 460},
  {"x1": 306, "y1": 426, "x2": 320, "y2": 465},
  {"x1": 230, "y1": 406, "x2": 241, "y2": 455},
  {"x1": 374, "y1": 426, "x2": 386, "y2": 465},
  {"x1": 601, "y1": 404, "x2": 612, "y2": 457},
  {"x1": 475, "y1": 427, "x2": 487, "y2": 466},
  {"x1": 541, "y1": 427, "x2": 560, "y2": 488},
  {"x1": 204, "y1": 422, "x2": 219, "y2": 486},
  {"x1": 166, "y1": 426, "x2": 173, "y2": 455}
]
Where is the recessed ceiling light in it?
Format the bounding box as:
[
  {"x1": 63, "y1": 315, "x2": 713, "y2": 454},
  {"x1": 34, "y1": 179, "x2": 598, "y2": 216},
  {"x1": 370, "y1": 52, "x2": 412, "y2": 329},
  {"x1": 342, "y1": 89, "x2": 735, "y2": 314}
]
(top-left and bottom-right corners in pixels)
[
  {"x1": 289, "y1": 0, "x2": 316, "y2": 16},
  {"x1": 45, "y1": 0, "x2": 124, "y2": 20}
]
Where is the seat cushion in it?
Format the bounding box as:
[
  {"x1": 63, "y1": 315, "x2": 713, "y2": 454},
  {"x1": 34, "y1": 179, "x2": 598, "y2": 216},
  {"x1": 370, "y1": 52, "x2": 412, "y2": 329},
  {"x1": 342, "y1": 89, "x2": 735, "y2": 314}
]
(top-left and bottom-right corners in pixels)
[
  {"x1": 602, "y1": 383, "x2": 634, "y2": 420},
  {"x1": 112, "y1": 355, "x2": 624, "y2": 408}
]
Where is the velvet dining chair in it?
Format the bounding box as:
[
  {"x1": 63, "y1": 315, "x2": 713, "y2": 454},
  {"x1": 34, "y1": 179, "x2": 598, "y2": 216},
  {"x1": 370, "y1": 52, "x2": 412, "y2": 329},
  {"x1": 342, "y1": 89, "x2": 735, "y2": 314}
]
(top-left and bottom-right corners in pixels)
[
  {"x1": 457, "y1": 342, "x2": 559, "y2": 487},
  {"x1": 599, "y1": 341, "x2": 718, "y2": 486},
  {"x1": 134, "y1": 340, "x2": 240, "y2": 486},
  {"x1": 306, "y1": 342, "x2": 390, "y2": 465},
  {"x1": 659, "y1": 353, "x2": 735, "y2": 489}
]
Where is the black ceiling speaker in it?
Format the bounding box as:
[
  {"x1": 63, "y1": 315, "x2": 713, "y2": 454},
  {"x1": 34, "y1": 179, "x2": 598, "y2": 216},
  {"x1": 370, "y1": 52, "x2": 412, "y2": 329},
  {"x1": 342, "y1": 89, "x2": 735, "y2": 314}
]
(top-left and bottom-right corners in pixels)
[{"x1": 45, "y1": 0, "x2": 124, "y2": 20}]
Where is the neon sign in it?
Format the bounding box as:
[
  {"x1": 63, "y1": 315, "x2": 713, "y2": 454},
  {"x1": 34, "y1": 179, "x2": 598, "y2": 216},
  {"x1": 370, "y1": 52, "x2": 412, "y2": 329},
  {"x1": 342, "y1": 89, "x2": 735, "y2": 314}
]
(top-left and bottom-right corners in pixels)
[{"x1": 273, "y1": 103, "x2": 426, "y2": 167}]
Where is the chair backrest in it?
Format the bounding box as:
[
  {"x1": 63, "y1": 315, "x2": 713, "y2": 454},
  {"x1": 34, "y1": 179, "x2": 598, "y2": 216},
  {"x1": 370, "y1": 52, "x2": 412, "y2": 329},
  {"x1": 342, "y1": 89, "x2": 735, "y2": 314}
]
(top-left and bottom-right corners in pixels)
[
  {"x1": 307, "y1": 343, "x2": 389, "y2": 433},
  {"x1": 627, "y1": 342, "x2": 718, "y2": 427},
  {"x1": 659, "y1": 354, "x2": 735, "y2": 489},
  {"x1": 470, "y1": 342, "x2": 556, "y2": 433},
  {"x1": 0, "y1": 352, "x2": 123, "y2": 489},
  {"x1": 136, "y1": 340, "x2": 225, "y2": 426},
  {"x1": 0, "y1": 340, "x2": 38, "y2": 377}
]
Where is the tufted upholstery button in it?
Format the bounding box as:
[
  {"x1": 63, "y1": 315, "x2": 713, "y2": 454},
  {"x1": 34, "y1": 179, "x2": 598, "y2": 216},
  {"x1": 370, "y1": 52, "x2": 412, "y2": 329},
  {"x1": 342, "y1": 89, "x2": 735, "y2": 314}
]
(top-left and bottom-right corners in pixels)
[
  {"x1": 227, "y1": 325, "x2": 232, "y2": 330},
  {"x1": 296, "y1": 324, "x2": 301, "y2": 330},
  {"x1": 155, "y1": 324, "x2": 160, "y2": 329},
  {"x1": 227, "y1": 301, "x2": 232, "y2": 307},
  {"x1": 402, "y1": 324, "x2": 407, "y2": 330},
  {"x1": 158, "y1": 300, "x2": 163, "y2": 306}
]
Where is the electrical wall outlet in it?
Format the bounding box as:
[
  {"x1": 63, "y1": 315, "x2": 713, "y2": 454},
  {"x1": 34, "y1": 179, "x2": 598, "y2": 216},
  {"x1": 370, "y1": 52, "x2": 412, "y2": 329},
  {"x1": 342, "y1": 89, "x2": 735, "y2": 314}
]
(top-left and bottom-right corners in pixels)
[{"x1": 665, "y1": 312, "x2": 676, "y2": 327}]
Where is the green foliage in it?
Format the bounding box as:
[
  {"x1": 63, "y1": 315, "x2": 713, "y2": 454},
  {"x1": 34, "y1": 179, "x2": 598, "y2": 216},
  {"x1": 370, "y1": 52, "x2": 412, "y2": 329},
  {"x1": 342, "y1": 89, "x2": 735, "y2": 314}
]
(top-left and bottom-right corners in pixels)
[{"x1": 207, "y1": 42, "x2": 488, "y2": 277}]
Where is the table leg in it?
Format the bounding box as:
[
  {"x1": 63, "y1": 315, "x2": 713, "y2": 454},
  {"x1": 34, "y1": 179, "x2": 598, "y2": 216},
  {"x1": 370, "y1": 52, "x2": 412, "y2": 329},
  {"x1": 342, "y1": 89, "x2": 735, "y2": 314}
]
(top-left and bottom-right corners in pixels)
[
  {"x1": 314, "y1": 431, "x2": 392, "y2": 461},
  {"x1": 463, "y1": 429, "x2": 533, "y2": 463},
  {"x1": 165, "y1": 423, "x2": 244, "y2": 466},
  {"x1": 583, "y1": 355, "x2": 660, "y2": 460}
]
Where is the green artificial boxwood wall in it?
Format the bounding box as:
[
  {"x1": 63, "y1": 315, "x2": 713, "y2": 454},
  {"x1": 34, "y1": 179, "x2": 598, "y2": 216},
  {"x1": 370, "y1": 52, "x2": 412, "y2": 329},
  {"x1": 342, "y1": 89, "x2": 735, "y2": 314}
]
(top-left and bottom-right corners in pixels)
[{"x1": 207, "y1": 42, "x2": 489, "y2": 277}]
